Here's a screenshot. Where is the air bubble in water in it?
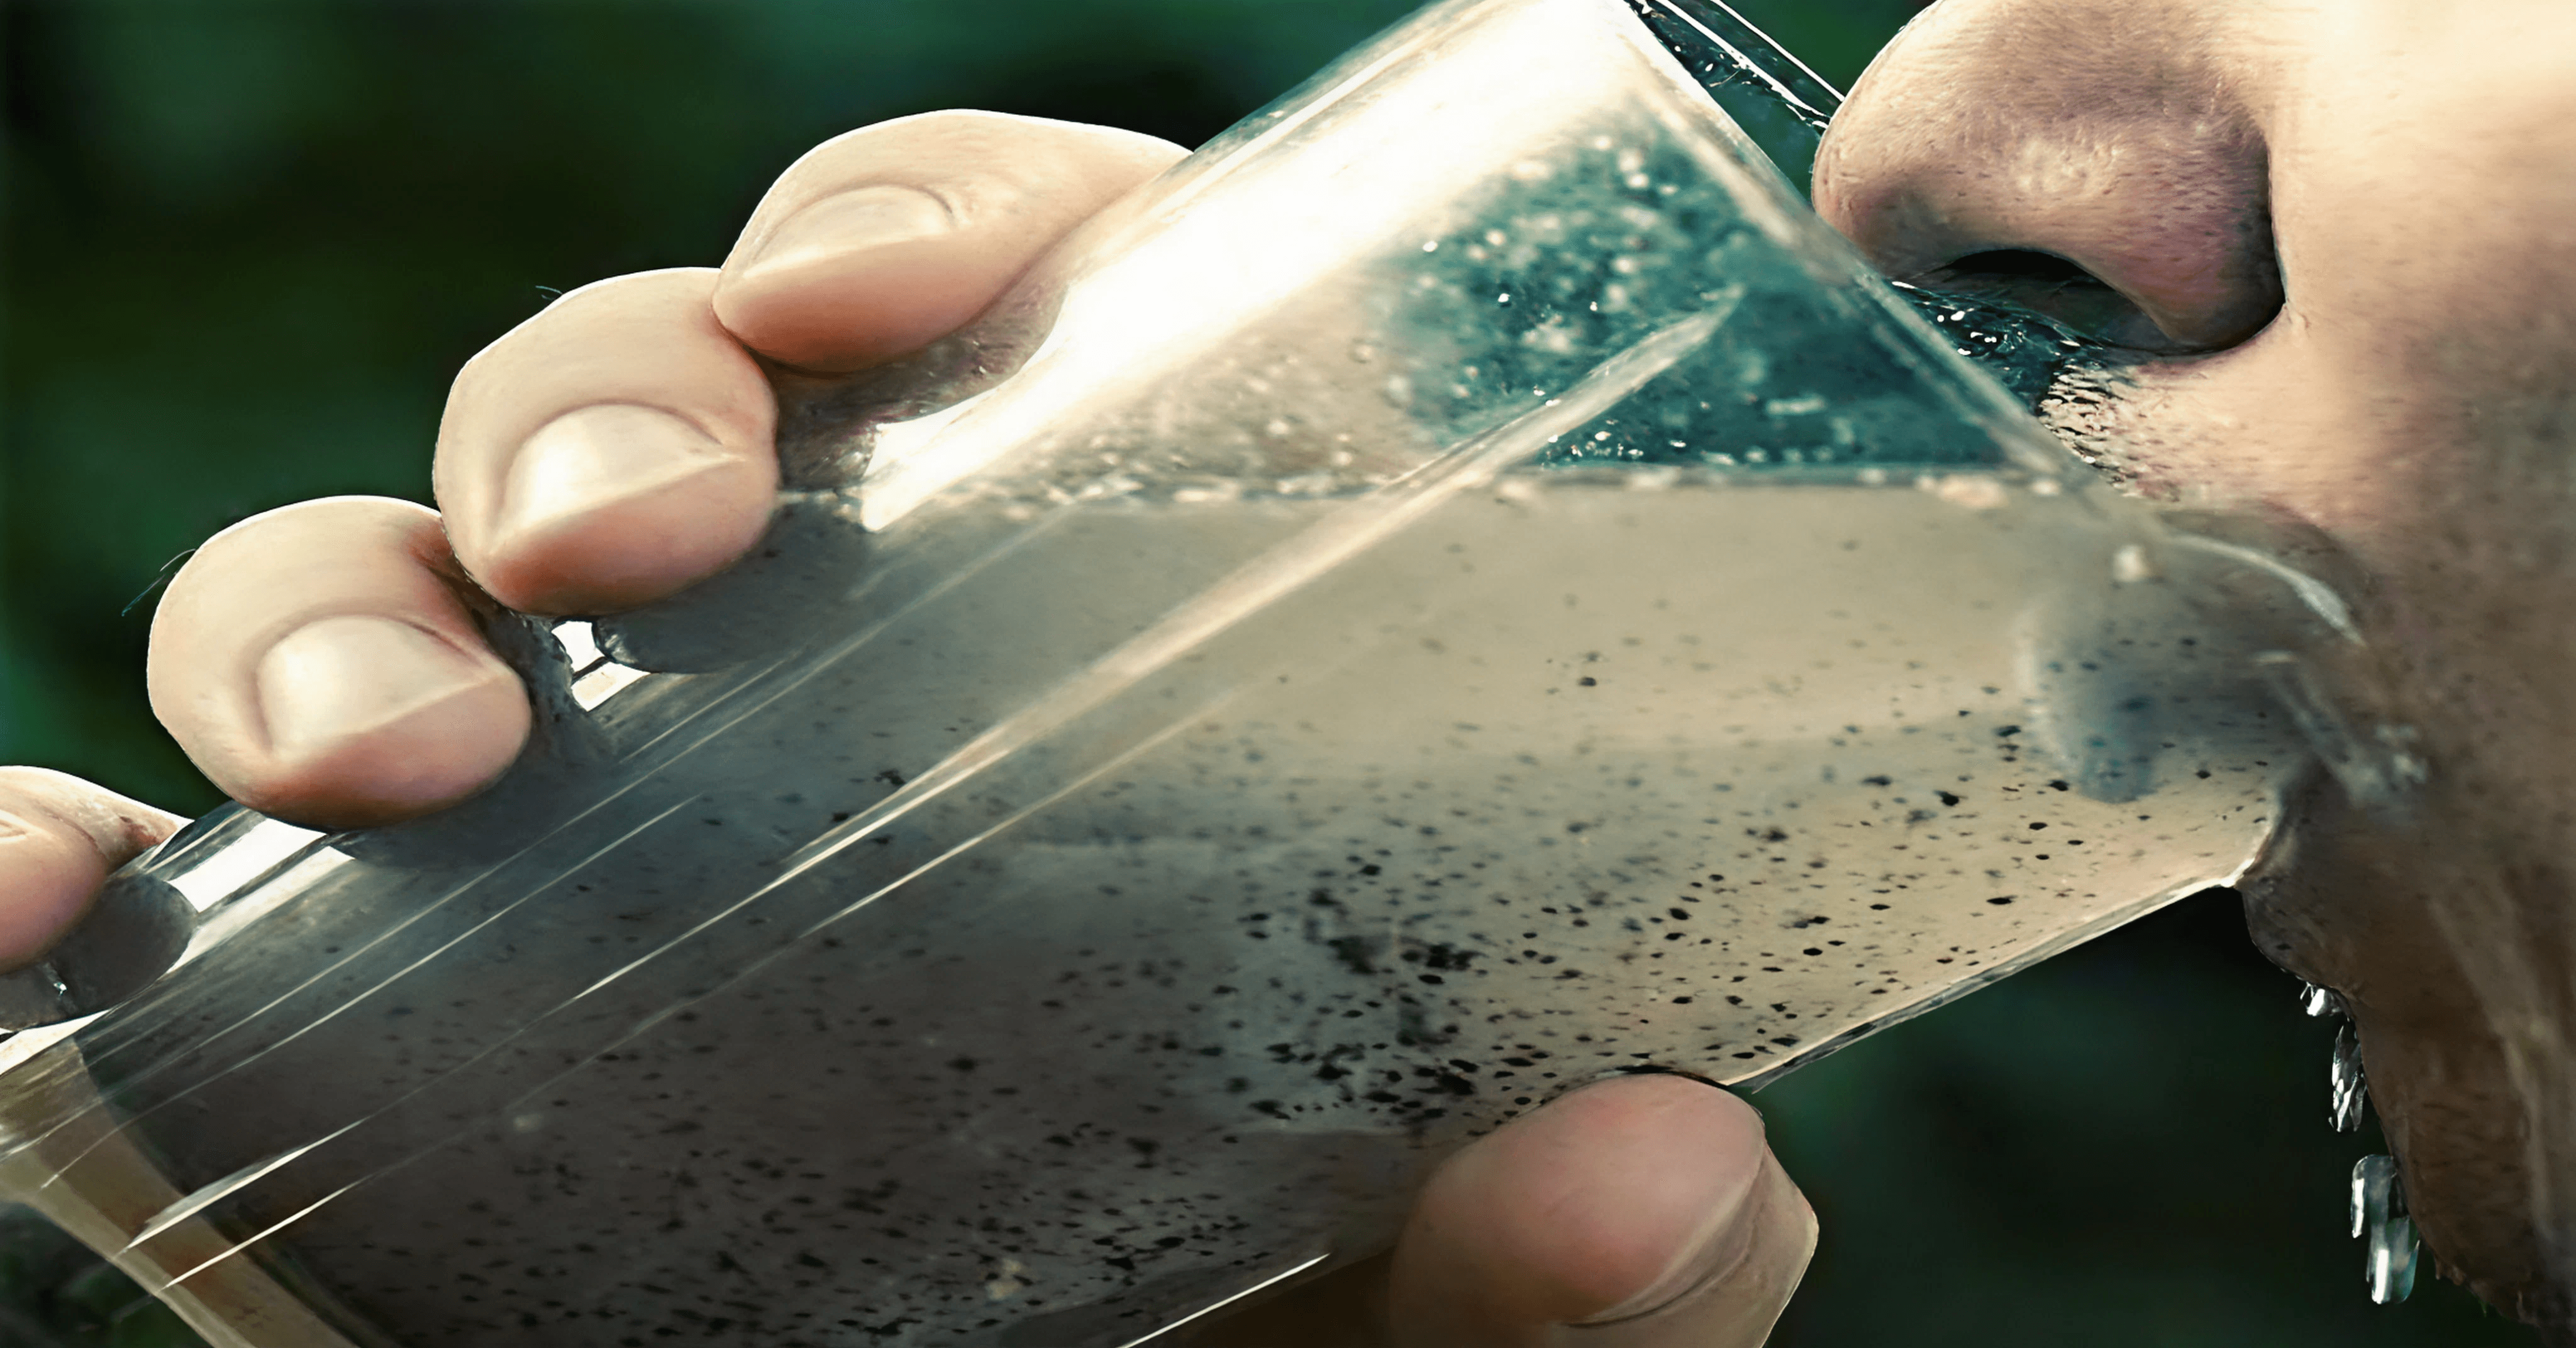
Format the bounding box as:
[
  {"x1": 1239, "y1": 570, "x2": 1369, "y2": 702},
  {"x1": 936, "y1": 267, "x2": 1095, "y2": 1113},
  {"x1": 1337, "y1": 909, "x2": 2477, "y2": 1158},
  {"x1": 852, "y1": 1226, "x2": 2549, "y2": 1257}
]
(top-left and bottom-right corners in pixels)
[{"x1": 2351, "y1": 1155, "x2": 2420, "y2": 1304}]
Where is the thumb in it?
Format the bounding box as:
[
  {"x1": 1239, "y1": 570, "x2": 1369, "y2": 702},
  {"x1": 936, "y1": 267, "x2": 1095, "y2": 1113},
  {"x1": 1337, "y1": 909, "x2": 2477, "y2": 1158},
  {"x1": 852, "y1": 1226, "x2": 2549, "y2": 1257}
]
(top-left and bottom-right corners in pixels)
[{"x1": 1387, "y1": 1073, "x2": 1817, "y2": 1348}]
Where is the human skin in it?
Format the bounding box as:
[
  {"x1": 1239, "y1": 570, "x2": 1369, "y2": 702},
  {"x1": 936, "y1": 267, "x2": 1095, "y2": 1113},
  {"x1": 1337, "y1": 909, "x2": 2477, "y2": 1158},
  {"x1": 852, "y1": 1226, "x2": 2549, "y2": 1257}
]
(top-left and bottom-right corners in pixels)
[
  {"x1": 1, "y1": 0, "x2": 2571, "y2": 1338},
  {"x1": 1815, "y1": 0, "x2": 2576, "y2": 1332}
]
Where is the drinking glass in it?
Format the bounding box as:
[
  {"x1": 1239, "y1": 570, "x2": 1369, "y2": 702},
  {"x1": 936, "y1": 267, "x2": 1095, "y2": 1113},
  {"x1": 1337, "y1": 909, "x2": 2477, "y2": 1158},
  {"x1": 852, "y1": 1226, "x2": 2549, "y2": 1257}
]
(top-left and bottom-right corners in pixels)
[{"x1": 0, "y1": 0, "x2": 2409, "y2": 1343}]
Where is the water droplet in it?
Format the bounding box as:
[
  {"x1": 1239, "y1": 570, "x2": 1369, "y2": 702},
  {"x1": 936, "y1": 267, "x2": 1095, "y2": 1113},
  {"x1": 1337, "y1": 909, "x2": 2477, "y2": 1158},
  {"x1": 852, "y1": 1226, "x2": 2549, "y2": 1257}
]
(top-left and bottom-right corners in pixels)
[
  {"x1": 2300, "y1": 980, "x2": 2348, "y2": 1018},
  {"x1": 2350, "y1": 1155, "x2": 2419, "y2": 1304},
  {"x1": 2331, "y1": 1022, "x2": 2368, "y2": 1132}
]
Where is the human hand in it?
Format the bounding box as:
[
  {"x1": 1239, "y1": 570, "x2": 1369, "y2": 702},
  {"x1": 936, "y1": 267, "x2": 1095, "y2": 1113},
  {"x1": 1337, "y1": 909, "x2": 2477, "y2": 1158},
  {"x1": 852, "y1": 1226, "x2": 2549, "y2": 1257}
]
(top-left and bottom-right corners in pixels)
[
  {"x1": 1815, "y1": 0, "x2": 2576, "y2": 1327},
  {"x1": 2, "y1": 110, "x2": 1815, "y2": 1346}
]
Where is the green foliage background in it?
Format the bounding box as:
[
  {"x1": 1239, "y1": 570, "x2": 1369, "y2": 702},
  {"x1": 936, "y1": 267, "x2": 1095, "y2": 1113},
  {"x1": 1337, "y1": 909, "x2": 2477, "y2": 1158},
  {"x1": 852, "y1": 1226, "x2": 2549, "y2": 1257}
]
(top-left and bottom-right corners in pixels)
[{"x1": 0, "y1": 1, "x2": 2532, "y2": 1344}]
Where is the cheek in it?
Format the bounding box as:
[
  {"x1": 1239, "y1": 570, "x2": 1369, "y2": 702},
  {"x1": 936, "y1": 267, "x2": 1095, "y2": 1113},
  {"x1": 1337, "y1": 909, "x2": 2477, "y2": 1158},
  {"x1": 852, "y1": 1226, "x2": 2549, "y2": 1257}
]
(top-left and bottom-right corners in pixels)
[{"x1": 2079, "y1": 318, "x2": 2576, "y2": 811}]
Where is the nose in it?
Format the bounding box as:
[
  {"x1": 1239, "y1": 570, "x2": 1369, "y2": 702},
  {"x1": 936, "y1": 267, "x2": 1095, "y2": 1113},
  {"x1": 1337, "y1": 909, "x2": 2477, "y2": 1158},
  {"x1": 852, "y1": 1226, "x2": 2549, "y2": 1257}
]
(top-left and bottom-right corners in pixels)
[
  {"x1": 1812, "y1": 0, "x2": 2283, "y2": 353},
  {"x1": 1808, "y1": 0, "x2": 2576, "y2": 1336}
]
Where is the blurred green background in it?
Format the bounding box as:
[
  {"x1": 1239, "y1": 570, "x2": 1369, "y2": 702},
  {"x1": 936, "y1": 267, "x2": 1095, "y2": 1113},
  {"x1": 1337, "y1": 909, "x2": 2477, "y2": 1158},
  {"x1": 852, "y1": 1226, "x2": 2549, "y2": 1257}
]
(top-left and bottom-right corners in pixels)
[{"x1": 0, "y1": 1, "x2": 2530, "y2": 1344}]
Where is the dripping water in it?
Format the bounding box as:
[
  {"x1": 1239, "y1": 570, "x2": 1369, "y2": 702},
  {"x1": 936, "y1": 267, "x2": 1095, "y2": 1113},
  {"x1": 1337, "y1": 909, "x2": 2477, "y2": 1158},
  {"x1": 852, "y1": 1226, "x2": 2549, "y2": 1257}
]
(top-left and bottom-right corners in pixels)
[
  {"x1": 2331, "y1": 1022, "x2": 2368, "y2": 1133},
  {"x1": 2304, "y1": 980, "x2": 2369, "y2": 1133},
  {"x1": 2309, "y1": 982, "x2": 2416, "y2": 1304},
  {"x1": 2352, "y1": 1155, "x2": 2421, "y2": 1304},
  {"x1": 2301, "y1": 981, "x2": 2348, "y2": 1020}
]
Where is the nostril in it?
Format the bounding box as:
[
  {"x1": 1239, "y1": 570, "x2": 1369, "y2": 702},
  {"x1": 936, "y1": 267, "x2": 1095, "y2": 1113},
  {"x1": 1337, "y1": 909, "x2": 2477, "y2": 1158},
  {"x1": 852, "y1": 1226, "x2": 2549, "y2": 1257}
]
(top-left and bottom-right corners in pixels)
[
  {"x1": 1941, "y1": 250, "x2": 2091, "y2": 283},
  {"x1": 1933, "y1": 250, "x2": 2109, "y2": 298},
  {"x1": 1814, "y1": 7, "x2": 2289, "y2": 361},
  {"x1": 1908, "y1": 250, "x2": 2201, "y2": 354}
]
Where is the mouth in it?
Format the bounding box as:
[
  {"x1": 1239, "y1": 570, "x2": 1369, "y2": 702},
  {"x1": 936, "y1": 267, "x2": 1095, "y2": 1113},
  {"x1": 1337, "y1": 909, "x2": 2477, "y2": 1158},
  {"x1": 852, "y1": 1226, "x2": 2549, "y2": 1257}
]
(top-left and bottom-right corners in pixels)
[
  {"x1": 1928, "y1": 261, "x2": 2576, "y2": 1332},
  {"x1": 1903, "y1": 253, "x2": 2576, "y2": 1327}
]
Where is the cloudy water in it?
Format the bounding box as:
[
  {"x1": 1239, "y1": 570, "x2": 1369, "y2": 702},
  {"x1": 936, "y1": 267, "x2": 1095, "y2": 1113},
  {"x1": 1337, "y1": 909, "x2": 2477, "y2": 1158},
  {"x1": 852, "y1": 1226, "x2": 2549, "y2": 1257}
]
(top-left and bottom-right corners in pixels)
[{"x1": 23, "y1": 469, "x2": 2343, "y2": 1347}]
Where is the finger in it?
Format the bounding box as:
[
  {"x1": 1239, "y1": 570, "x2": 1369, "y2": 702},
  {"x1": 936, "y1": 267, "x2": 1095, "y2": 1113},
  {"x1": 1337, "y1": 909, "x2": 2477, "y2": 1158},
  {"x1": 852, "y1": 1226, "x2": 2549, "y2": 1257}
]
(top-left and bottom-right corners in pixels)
[
  {"x1": 435, "y1": 268, "x2": 781, "y2": 615},
  {"x1": 149, "y1": 497, "x2": 532, "y2": 830},
  {"x1": 1387, "y1": 1074, "x2": 1816, "y2": 1348},
  {"x1": 436, "y1": 117, "x2": 1183, "y2": 619},
  {"x1": 1172, "y1": 1077, "x2": 1815, "y2": 1348},
  {"x1": 0, "y1": 769, "x2": 183, "y2": 971},
  {"x1": 714, "y1": 110, "x2": 1187, "y2": 371}
]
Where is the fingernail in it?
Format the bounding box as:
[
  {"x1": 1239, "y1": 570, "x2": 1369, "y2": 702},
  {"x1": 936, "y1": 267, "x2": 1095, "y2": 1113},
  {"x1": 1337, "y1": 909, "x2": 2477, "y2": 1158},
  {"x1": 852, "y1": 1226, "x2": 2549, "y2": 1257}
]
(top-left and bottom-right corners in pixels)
[
  {"x1": 493, "y1": 404, "x2": 731, "y2": 553},
  {"x1": 255, "y1": 617, "x2": 509, "y2": 764},
  {"x1": 743, "y1": 185, "x2": 957, "y2": 274},
  {"x1": 1566, "y1": 1151, "x2": 1817, "y2": 1338}
]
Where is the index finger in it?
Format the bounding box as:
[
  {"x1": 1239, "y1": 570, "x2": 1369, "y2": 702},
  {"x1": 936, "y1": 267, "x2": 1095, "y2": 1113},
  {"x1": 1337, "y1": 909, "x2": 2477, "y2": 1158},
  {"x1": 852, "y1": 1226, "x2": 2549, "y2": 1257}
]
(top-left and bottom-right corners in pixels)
[
  {"x1": 437, "y1": 112, "x2": 1186, "y2": 617},
  {"x1": 715, "y1": 111, "x2": 1186, "y2": 372}
]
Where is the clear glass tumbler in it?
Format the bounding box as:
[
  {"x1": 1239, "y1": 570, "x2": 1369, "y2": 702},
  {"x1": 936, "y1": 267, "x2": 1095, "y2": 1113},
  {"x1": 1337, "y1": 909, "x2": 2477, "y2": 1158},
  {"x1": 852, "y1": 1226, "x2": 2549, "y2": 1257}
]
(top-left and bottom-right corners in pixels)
[{"x1": 0, "y1": 0, "x2": 2409, "y2": 1344}]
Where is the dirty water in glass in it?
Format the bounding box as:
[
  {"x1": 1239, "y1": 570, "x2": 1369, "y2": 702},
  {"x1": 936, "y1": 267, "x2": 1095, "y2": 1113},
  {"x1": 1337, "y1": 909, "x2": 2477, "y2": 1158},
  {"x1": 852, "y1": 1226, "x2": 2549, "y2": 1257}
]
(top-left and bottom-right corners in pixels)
[{"x1": 0, "y1": 0, "x2": 2409, "y2": 1344}]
